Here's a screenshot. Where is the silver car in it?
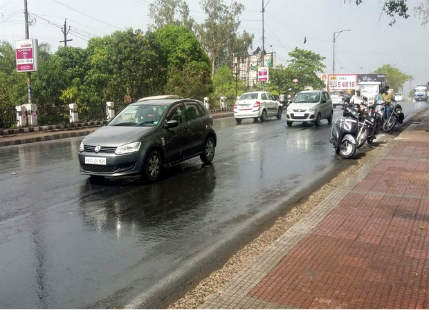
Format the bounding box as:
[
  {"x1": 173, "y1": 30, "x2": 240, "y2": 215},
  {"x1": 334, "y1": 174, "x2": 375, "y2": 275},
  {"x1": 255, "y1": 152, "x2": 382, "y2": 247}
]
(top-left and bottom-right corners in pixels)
[{"x1": 286, "y1": 90, "x2": 333, "y2": 127}]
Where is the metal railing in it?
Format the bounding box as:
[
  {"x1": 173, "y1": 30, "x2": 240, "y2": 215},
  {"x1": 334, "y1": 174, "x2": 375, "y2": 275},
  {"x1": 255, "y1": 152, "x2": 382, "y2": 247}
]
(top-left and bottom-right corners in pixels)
[{"x1": 0, "y1": 106, "x2": 16, "y2": 129}]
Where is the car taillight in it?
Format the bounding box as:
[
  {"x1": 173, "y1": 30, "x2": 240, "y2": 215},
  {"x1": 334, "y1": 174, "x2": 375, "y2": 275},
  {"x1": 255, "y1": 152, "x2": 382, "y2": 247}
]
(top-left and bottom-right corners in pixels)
[
  {"x1": 234, "y1": 104, "x2": 237, "y2": 109},
  {"x1": 254, "y1": 101, "x2": 261, "y2": 108}
]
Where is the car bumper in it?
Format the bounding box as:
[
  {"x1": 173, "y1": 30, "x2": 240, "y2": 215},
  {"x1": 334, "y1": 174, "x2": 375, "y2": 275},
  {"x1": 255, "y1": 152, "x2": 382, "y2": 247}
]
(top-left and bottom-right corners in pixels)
[
  {"x1": 286, "y1": 113, "x2": 316, "y2": 122},
  {"x1": 234, "y1": 109, "x2": 261, "y2": 119},
  {"x1": 78, "y1": 151, "x2": 142, "y2": 177}
]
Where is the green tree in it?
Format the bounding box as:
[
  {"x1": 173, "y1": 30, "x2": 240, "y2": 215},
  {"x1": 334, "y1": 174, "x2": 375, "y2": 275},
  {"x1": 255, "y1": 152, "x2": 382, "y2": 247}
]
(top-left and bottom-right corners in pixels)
[
  {"x1": 373, "y1": 64, "x2": 412, "y2": 91},
  {"x1": 354, "y1": 0, "x2": 409, "y2": 23},
  {"x1": 212, "y1": 64, "x2": 244, "y2": 104},
  {"x1": 0, "y1": 42, "x2": 26, "y2": 128},
  {"x1": 155, "y1": 25, "x2": 212, "y2": 98},
  {"x1": 196, "y1": 0, "x2": 249, "y2": 78},
  {"x1": 149, "y1": 0, "x2": 195, "y2": 31},
  {"x1": 165, "y1": 61, "x2": 212, "y2": 99},
  {"x1": 267, "y1": 48, "x2": 325, "y2": 95}
]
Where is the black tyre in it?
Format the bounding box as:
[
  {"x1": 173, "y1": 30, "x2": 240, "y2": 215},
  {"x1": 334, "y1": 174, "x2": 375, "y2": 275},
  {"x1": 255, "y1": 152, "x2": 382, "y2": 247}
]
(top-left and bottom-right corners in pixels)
[
  {"x1": 276, "y1": 108, "x2": 282, "y2": 120},
  {"x1": 260, "y1": 110, "x2": 267, "y2": 122},
  {"x1": 287, "y1": 121, "x2": 293, "y2": 127},
  {"x1": 200, "y1": 137, "x2": 216, "y2": 164},
  {"x1": 382, "y1": 116, "x2": 396, "y2": 133},
  {"x1": 235, "y1": 118, "x2": 242, "y2": 125},
  {"x1": 315, "y1": 113, "x2": 321, "y2": 127},
  {"x1": 143, "y1": 150, "x2": 162, "y2": 182},
  {"x1": 327, "y1": 111, "x2": 333, "y2": 124},
  {"x1": 339, "y1": 138, "x2": 356, "y2": 159},
  {"x1": 253, "y1": 117, "x2": 259, "y2": 123}
]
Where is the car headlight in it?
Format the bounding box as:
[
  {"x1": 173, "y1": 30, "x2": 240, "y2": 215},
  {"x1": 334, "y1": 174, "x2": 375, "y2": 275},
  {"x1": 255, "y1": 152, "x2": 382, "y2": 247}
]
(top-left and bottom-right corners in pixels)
[
  {"x1": 79, "y1": 142, "x2": 84, "y2": 152},
  {"x1": 115, "y1": 142, "x2": 141, "y2": 155},
  {"x1": 308, "y1": 108, "x2": 315, "y2": 113}
]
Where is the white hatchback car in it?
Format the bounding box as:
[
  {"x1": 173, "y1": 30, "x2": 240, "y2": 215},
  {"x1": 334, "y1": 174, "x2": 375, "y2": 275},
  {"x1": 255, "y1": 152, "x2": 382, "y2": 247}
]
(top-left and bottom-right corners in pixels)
[
  {"x1": 286, "y1": 90, "x2": 333, "y2": 127},
  {"x1": 234, "y1": 91, "x2": 283, "y2": 124}
]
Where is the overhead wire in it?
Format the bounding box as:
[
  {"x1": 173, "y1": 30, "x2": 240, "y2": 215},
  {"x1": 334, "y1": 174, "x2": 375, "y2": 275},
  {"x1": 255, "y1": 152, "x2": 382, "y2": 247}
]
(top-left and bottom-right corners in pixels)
[{"x1": 49, "y1": 0, "x2": 121, "y2": 30}]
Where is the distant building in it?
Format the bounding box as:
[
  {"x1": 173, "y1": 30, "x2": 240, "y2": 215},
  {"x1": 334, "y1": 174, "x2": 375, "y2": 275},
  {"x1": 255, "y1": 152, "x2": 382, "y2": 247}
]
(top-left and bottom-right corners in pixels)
[{"x1": 233, "y1": 49, "x2": 276, "y2": 88}]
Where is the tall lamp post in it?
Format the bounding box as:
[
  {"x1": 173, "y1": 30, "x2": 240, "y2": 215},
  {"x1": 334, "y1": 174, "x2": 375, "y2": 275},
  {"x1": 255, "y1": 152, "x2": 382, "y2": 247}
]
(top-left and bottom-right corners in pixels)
[{"x1": 333, "y1": 29, "x2": 351, "y2": 74}]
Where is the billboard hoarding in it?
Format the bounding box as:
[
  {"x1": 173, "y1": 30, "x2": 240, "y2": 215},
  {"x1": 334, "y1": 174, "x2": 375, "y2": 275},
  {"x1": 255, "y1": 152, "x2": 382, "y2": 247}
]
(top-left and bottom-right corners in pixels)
[
  {"x1": 16, "y1": 39, "x2": 39, "y2": 72},
  {"x1": 258, "y1": 67, "x2": 269, "y2": 82},
  {"x1": 328, "y1": 74, "x2": 357, "y2": 92}
]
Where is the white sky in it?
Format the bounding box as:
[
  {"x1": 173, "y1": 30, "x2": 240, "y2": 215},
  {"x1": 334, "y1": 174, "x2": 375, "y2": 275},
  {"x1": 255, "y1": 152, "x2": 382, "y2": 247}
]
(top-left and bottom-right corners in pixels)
[{"x1": 0, "y1": 0, "x2": 427, "y2": 93}]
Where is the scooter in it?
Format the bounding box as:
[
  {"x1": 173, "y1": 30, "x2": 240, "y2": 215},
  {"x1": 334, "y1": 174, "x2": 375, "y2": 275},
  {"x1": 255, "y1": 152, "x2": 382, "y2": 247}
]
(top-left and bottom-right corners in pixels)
[{"x1": 330, "y1": 103, "x2": 375, "y2": 159}]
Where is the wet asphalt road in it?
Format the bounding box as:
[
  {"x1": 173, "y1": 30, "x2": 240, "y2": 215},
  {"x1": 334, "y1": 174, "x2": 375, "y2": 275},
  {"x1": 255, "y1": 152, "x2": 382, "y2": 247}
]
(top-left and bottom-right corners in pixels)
[{"x1": 0, "y1": 102, "x2": 425, "y2": 308}]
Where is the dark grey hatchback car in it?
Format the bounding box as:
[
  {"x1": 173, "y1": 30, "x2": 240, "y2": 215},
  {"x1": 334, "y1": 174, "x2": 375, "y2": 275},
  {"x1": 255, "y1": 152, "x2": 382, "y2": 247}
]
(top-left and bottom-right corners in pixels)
[{"x1": 78, "y1": 96, "x2": 217, "y2": 181}]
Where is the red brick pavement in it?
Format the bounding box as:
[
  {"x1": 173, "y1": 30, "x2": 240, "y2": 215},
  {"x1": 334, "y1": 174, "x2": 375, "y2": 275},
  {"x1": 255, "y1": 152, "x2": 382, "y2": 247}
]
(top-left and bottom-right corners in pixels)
[{"x1": 245, "y1": 130, "x2": 429, "y2": 308}]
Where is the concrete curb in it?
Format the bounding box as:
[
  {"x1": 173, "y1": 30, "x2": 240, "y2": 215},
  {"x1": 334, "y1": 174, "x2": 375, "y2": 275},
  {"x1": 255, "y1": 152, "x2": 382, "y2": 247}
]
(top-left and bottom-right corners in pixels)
[
  {"x1": 0, "y1": 129, "x2": 97, "y2": 147},
  {"x1": 0, "y1": 121, "x2": 105, "y2": 136},
  {"x1": 111, "y1": 107, "x2": 428, "y2": 309}
]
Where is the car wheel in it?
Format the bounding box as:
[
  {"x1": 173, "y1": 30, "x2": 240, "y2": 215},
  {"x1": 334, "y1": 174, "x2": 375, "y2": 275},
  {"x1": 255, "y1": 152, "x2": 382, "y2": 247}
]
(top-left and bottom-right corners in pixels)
[
  {"x1": 287, "y1": 121, "x2": 293, "y2": 127},
  {"x1": 276, "y1": 108, "x2": 282, "y2": 120},
  {"x1": 260, "y1": 110, "x2": 267, "y2": 122},
  {"x1": 200, "y1": 137, "x2": 216, "y2": 164},
  {"x1": 235, "y1": 118, "x2": 242, "y2": 125},
  {"x1": 327, "y1": 111, "x2": 333, "y2": 124},
  {"x1": 143, "y1": 150, "x2": 162, "y2": 182},
  {"x1": 253, "y1": 117, "x2": 259, "y2": 123},
  {"x1": 315, "y1": 113, "x2": 321, "y2": 127}
]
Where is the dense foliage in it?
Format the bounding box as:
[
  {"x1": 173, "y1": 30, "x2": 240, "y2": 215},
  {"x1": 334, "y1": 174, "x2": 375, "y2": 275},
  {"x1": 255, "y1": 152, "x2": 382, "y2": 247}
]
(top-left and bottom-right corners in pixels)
[{"x1": 0, "y1": 26, "x2": 211, "y2": 127}]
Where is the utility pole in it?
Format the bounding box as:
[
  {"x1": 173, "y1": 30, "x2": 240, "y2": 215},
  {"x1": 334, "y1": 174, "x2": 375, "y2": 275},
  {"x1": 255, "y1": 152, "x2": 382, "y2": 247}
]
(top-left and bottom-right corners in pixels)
[
  {"x1": 60, "y1": 19, "x2": 73, "y2": 47},
  {"x1": 24, "y1": 0, "x2": 31, "y2": 105},
  {"x1": 262, "y1": 0, "x2": 265, "y2": 67},
  {"x1": 332, "y1": 29, "x2": 351, "y2": 75}
]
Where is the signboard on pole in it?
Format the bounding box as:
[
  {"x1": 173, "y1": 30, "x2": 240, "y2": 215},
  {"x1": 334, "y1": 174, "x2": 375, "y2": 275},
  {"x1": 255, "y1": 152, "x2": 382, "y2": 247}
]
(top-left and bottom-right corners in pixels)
[
  {"x1": 258, "y1": 67, "x2": 269, "y2": 82},
  {"x1": 16, "y1": 39, "x2": 39, "y2": 72},
  {"x1": 327, "y1": 74, "x2": 357, "y2": 92}
]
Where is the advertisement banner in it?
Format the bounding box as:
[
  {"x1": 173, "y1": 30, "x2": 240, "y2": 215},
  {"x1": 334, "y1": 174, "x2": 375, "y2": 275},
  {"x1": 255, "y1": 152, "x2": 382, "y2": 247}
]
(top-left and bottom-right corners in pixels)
[
  {"x1": 328, "y1": 74, "x2": 357, "y2": 92},
  {"x1": 16, "y1": 39, "x2": 39, "y2": 72},
  {"x1": 258, "y1": 67, "x2": 269, "y2": 82}
]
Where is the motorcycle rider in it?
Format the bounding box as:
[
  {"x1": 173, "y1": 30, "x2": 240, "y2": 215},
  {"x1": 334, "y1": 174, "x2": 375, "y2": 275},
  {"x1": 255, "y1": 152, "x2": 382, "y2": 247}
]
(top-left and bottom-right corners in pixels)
[
  {"x1": 382, "y1": 85, "x2": 394, "y2": 119},
  {"x1": 350, "y1": 88, "x2": 364, "y2": 105}
]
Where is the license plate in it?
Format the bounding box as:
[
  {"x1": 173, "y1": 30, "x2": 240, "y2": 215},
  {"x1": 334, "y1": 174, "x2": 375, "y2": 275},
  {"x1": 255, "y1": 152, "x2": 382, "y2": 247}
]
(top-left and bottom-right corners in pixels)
[
  {"x1": 294, "y1": 112, "x2": 304, "y2": 117},
  {"x1": 85, "y1": 157, "x2": 107, "y2": 165}
]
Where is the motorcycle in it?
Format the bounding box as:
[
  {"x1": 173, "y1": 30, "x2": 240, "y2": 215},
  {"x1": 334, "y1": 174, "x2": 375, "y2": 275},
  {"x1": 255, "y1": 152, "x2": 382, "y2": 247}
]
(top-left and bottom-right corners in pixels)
[
  {"x1": 330, "y1": 101, "x2": 376, "y2": 159},
  {"x1": 382, "y1": 102, "x2": 404, "y2": 133}
]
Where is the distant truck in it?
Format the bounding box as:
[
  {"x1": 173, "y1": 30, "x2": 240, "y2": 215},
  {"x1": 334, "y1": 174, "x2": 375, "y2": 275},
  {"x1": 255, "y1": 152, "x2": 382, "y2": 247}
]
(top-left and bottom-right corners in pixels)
[
  {"x1": 357, "y1": 74, "x2": 386, "y2": 105},
  {"x1": 414, "y1": 85, "x2": 428, "y2": 102}
]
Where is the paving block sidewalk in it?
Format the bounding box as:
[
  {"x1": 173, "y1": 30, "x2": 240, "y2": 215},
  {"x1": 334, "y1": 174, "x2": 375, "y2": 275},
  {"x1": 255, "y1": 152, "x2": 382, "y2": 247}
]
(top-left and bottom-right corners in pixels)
[{"x1": 203, "y1": 116, "x2": 429, "y2": 309}]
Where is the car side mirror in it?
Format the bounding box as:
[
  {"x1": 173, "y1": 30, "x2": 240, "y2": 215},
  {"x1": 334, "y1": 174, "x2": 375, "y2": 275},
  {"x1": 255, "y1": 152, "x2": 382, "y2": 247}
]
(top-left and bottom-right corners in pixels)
[
  {"x1": 165, "y1": 120, "x2": 179, "y2": 129},
  {"x1": 322, "y1": 99, "x2": 327, "y2": 104}
]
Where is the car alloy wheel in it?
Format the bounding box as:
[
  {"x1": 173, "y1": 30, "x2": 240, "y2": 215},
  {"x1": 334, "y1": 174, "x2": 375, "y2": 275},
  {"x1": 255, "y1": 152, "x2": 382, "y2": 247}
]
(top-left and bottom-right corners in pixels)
[
  {"x1": 201, "y1": 137, "x2": 215, "y2": 164},
  {"x1": 144, "y1": 150, "x2": 162, "y2": 181}
]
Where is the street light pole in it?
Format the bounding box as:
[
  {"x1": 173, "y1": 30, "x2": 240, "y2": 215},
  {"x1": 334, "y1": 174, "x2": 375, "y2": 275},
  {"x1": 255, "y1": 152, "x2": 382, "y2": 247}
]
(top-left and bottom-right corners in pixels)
[
  {"x1": 24, "y1": 0, "x2": 32, "y2": 105},
  {"x1": 332, "y1": 29, "x2": 351, "y2": 74}
]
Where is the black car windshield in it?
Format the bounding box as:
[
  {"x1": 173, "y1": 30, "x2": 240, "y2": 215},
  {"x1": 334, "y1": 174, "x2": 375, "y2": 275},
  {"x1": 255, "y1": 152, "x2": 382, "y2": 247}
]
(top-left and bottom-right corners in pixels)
[
  {"x1": 294, "y1": 92, "x2": 321, "y2": 103},
  {"x1": 109, "y1": 104, "x2": 168, "y2": 127},
  {"x1": 239, "y1": 93, "x2": 258, "y2": 100}
]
